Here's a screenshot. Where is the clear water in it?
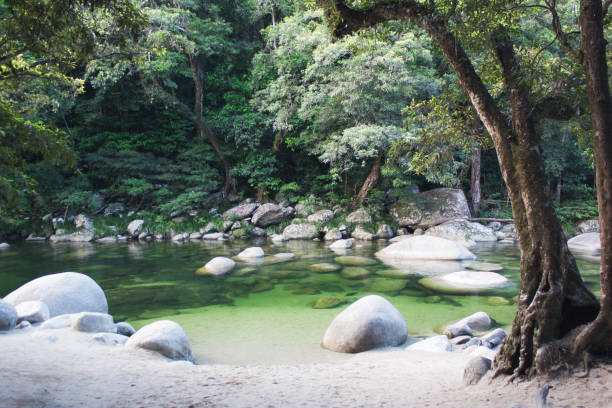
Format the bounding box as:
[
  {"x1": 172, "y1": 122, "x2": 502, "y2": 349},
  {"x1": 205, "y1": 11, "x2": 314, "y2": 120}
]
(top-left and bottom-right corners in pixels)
[{"x1": 0, "y1": 239, "x2": 601, "y2": 364}]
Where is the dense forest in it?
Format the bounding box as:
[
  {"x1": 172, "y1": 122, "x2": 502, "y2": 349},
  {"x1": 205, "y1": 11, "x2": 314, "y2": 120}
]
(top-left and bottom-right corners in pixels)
[{"x1": 1, "y1": 0, "x2": 606, "y2": 239}]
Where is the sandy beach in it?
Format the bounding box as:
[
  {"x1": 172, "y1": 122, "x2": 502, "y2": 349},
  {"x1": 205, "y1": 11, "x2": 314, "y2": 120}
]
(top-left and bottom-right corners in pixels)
[{"x1": 1, "y1": 328, "x2": 610, "y2": 408}]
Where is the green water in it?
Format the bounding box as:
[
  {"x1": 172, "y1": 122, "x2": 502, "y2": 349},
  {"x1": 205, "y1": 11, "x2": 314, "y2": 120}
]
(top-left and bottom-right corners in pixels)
[{"x1": 0, "y1": 240, "x2": 601, "y2": 364}]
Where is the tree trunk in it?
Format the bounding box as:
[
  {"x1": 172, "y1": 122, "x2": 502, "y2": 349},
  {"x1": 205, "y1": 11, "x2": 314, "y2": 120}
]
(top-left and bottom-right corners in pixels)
[
  {"x1": 355, "y1": 155, "x2": 381, "y2": 206},
  {"x1": 320, "y1": 0, "x2": 600, "y2": 378},
  {"x1": 190, "y1": 56, "x2": 204, "y2": 139},
  {"x1": 571, "y1": 0, "x2": 612, "y2": 357},
  {"x1": 471, "y1": 145, "x2": 481, "y2": 217}
]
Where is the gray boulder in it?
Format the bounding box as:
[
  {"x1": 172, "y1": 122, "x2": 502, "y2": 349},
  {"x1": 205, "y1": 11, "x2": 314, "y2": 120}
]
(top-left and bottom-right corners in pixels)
[
  {"x1": 222, "y1": 203, "x2": 259, "y2": 220},
  {"x1": 15, "y1": 300, "x2": 50, "y2": 324},
  {"x1": 576, "y1": 219, "x2": 599, "y2": 234},
  {"x1": 406, "y1": 335, "x2": 452, "y2": 353},
  {"x1": 463, "y1": 356, "x2": 492, "y2": 385},
  {"x1": 329, "y1": 239, "x2": 353, "y2": 250},
  {"x1": 420, "y1": 271, "x2": 509, "y2": 295},
  {"x1": 481, "y1": 328, "x2": 507, "y2": 348},
  {"x1": 567, "y1": 232, "x2": 601, "y2": 255},
  {"x1": 376, "y1": 224, "x2": 394, "y2": 240},
  {"x1": 71, "y1": 312, "x2": 116, "y2": 333},
  {"x1": 346, "y1": 208, "x2": 372, "y2": 224},
  {"x1": 125, "y1": 320, "x2": 194, "y2": 362},
  {"x1": 40, "y1": 314, "x2": 73, "y2": 330},
  {"x1": 425, "y1": 220, "x2": 497, "y2": 247},
  {"x1": 389, "y1": 188, "x2": 471, "y2": 228},
  {"x1": 322, "y1": 295, "x2": 407, "y2": 353},
  {"x1": 199, "y1": 222, "x2": 217, "y2": 235},
  {"x1": 323, "y1": 228, "x2": 343, "y2": 241},
  {"x1": 25, "y1": 234, "x2": 47, "y2": 242},
  {"x1": 0, "y1": 299, "x2": 18, "y2": 330},
  {"x1": 202, "y1": 232, "x2": 228, "y2": 241},
  {"x1": 282, "y1": 224, "x2": 318, "y2": 240},
  {"x1": 49, "y1": 231, "x2": 94, "y2": 242},
  {"x1": 196, "y1": 257, "x2": 235, "y2": 276},
  {"x1": 307, "y1": 209, "x2": 335, "y2": 224},
  {"x1": 4, "y1": 272, "x2": 108, "y2": 317},
  {"x1": 251, "y1": 203, "x2": 295, "y2": 227},
  {"x1": 74, "y1": 214, "x2": 94, "y2": 230},
  {"x1": 351, "y1": 226, "x2": 376, "y2": 241},
  {"x1": 171, "y1": 232, "x2": 189, "y2": 242},
  {"x1": 127, "y1": 219, "x2": 144, "y2": 237},
  {"x1": 376, "y1": 235, "x2": 476, "y2": 261},
  {"x1": 0, "y1": 242, "x2": 9, "y2": 250}
]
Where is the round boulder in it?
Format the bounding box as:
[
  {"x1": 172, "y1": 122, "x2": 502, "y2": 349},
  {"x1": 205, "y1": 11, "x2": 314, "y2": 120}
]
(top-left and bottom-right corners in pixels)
[
  {"x1": 322, "y1": 295, "x2": 407, "y2": 353},
  {"x1": 71, "y1": 312, "x2": 116, "y2": 333},
  {"x1": 425, "y1": 220, "x2": 497, "y2": 247},
  {"x1": 125, "y1": 320, "x2": 194, "y2": 362},
  {"x1": 389, "y1": 188, "x2": 471, "y2": 228},
  {"x1": 0, "y1": 299, "x2": 18, "y2": 331},
  {"x1": 236, "y1": 247, "x2": 265, "y2": 260},
  {"x1": 282, "y1": 224, "x2": 318, "y2": 240},
  {"x1": 196, "y1": 257, "x2": 236, "y2": 276},
  {"x1": 567, "y1": 232, "x2": 601, "y2": 255},
  {"x1": 307, "y1": 209, "x2": 335, "y2": 224},
  {"x1": 3, "y1": 272, "x2": 108, "y2": 317}
]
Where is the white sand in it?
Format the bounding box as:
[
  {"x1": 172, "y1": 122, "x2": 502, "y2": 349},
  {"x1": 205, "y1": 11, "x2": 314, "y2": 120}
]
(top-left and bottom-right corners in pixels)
[{"x1": 1, "y1": 328, "x2": 610, "y2": 408}]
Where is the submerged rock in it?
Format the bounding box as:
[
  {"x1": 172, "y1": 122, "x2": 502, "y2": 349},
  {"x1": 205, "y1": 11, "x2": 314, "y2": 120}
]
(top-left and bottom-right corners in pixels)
[
  {"x1": 322, "y1": 295, "x2": 407, "y2": 353},
  {"x1": 310, "y1": 263, "x2": 342, "y2": 273},
  {"x1": 465, "y1": 261, "x2": 503, "y2": 272},
  {"x1": 341, "y1": 267, "x2": 370, "y2": 280},
  {"x1": 334, "y1": 256, "x2": 378, "y2": 266},
  {"x1": 376, "y1": 236, "x2": 476, "y2": 261},
  {"x1": 4, "y1": 272, "x2": 108, "y2": 317},
  {"x1": 419, "y1": 271, "x2": 509, "y2": 294},
  {"x1": 125, "y1": 320, "x2": 194, "y2": 363},
  {"x1": 312, "y1": 297, "x2": 347, "y2": 309}
]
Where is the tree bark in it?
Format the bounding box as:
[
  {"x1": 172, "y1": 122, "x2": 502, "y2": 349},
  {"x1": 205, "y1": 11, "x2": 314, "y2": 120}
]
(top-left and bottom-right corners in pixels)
[
  {"x1": 318, "y1": 0, "x2": 600, "y2": 378},
  {"x1": 571, "y1": 0, "x2": 612, "y2": 357},
  {"x1": 471, "y1": 145, "x2": 481, "y2": 217},
  {"x1": 355, "y1": 155, "x2": 381, "y2": 206}
]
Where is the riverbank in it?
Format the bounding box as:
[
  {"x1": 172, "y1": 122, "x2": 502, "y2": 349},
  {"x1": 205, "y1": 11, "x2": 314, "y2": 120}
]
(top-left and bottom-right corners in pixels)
[{"x1": 1, "y1": 327, "x2": 610, "y2": 408}]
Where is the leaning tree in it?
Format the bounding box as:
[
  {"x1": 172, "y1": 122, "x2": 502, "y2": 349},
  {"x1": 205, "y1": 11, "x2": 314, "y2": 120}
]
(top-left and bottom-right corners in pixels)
[{"x1": 316, "y1": 0, "x2": 611, "y2": 378}]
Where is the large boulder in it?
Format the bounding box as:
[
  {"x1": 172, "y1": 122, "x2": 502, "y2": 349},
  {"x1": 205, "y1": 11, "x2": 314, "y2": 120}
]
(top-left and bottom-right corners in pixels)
[
  {"x1": 389, "y1": 188, "x2": 471, "y2": 228},
  {"x1": 251, "y1": 203, "x2": 295, "y2": 227},
  {"x1": 236, "y1": 247, "x2": 265, "y2": 260},
  {"x1": 376, "y1": 235, "x2": 476, "y2": 262},
  {"x1": 222, "y1": 203, "x2": 259, "y2": 220},
  {"x1": 425, "y1": 220, "x2": 497, "y2": 247},
  {"x1": 567, "y1": 232, "x2": 601, "y2": 255},
  {"x1": 15, "y1": 300, "x2": 50, "y2": 324},
  {"x1": 351, "y1": 226, "x2": 376, "y2": 241},
  {"x1": 282, "y1": 224, "x2": 318, "y2": 240},
  {"x1": 346, "y1": 208, "x2": 372, "y2": 224},
  {"x1": 196, "y1": 257, "x2": 235, "y2": 276},
  {"x1": 0, "y1": 242, "x2": 10, "y2": 250},
  {"x1": 463, "y1": 356, "x2": 492, "y2": 385},
  {"x1": 322, "y1": 295, "x2": 407, "y2": 353},
  {"x1": 49, "y1": 231, "x2": 94, "y2": 243},
  {"x1": 125, "y1": 320, "x2": 194, "y2": 362},
  {"x1": 127, "y1": 219, "x2": 144, "y2": 237},
  {"x1": 576, "y1": 219, "x2": 599, "y2": 234},
  {"x1": 307, "y1": 209, "x2": 335, "y2": 224},
  {"x1": 3, "y1": 272, "x2": 108, "y2": 317},
  {"x1": 0, "y1": 299, "x2": 18, "y2": 331},
  {"x1": 419, "y1": 271, "x2": 509, "y2": 295}
]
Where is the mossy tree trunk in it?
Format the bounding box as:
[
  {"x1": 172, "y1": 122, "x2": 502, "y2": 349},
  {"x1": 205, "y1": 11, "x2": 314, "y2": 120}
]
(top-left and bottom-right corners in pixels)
[{"x1": 317, "y1": 0, "x2": 601, "y2": 378}]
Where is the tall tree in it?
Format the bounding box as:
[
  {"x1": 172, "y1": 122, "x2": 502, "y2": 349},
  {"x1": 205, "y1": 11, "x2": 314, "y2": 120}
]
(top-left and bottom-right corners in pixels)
[{"x1": 316, "y1": 0, "x2": 603, "y2": 378}]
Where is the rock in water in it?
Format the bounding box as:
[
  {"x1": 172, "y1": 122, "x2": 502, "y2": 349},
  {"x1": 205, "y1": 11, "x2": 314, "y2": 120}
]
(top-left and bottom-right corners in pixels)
[
  {"x1": 322, "y1": 295, "x2": 407, "y2": 353},
  {"x1": 71, "y1": 312, "x2": 116, "y2": 333},
  {"x1": 127, "y1": 219, "x2": 144, "y2": 237},
  {"x1": 463, "y1": 356, "x2": 491, "y2": 385},
  {"x1": 376, "y1": 235, "x2": 476, "y2": 261},
  {"x1": 567, "y1": 232, "x2": 601, "y2": 255},
  {"x1": 419, "y1": 271, "x2": 509, "y2": 295},
  {"x1": 389, "y1": 188, "x2": 471, "y2": 228},
  {"x1": 425, "y1": 220, "x2": 497, "y2": 247},
  {"x1": 125, "y1": 320, "x2": 194, "y2": 362},
  {"x1": 236, "y1": 247, "x2": 265, "y2": 260},
  {"x1": 329, "y1": 239, "x2": 353, "y2": 250},
  {"x1": 0, "y1": 299, "x2": 18, "y2": 331},
  {"x1": 196, "y1": 257, "x2": 235, "y2": 276},
  {"x1": 3, "y1": 272, "x2": 108, "y2": 317},
  {"x1": 15, "y1": 300, "x2": 50, "y2": 324}
]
